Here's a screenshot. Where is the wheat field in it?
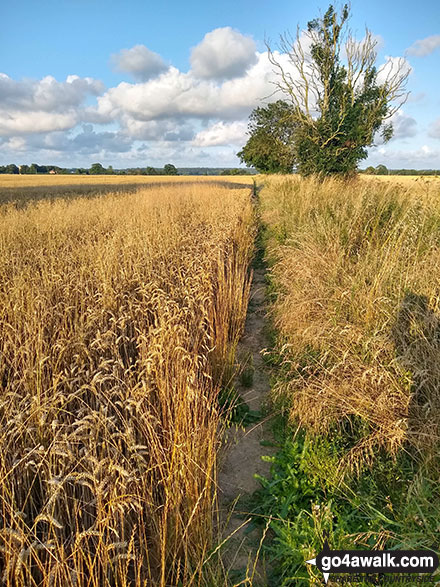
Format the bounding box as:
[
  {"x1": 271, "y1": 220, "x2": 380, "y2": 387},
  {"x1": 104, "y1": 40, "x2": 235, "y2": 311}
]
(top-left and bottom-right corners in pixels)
[
  {"x1": 0, "y1": 175, "x2": 254, "y2": 209},
  {"x1": 0, "y1": 181, "x2": 255, "y2": 586},
  {"x1": 0, "y1": 174, "x2": 254, "y2": 188},
  {"x1": 362, "y1": 174, "x2": 440, "y2": 185}
]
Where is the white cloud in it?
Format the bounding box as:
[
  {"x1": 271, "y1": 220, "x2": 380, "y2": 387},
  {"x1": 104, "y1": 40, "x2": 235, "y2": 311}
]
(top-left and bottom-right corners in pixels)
[
  {"x1": 190, "y1": 27, "x2": 257, "y2": 80},
  {"x1": 120, "y1": 117, "x2": 194, "y2": 141},
  {"x1": 407, "y1": 92, "x2": 425, "y2": 103},
  {"x1": 94, "y1": 51, "x2": 281, "y2": 128},
  {"x1": 111, "y1": 45, "x2": 168, "y2": 80},
  {"x1": 69, "y1": 125, "x2": 133, "y2": 153},
  {"x1": 372, "y1": 34, "x2": 385, "y2": 52},
  {"x1": 95, "y1": 68, "x2": 201, "y2": 122},
  {"x1": 0, "y1": 74, "x2": 104, "y2": 135},
  {"x1": 193, "y1": 121, "x2": 248, "y2": 146},
  {"x1": 390, "y1": 110, "x2": 417, "y2": 139},
  {"x1": 2, "y1": 137, "x2": 27, "y2": 151},
  {"x1": 0, "y1": 111, "x2": 78, "y2": 135},
  {"x1": 2, "y1": 125, "x2": 133, "y2": 156},
  {"x1": 376, "y1": 56, "x2": 413, "y2": 85},
  {"x1": 343, "y1": 32, "x2": 385, "y2": 62},
  {"x1": 428, "y1": 118, "x2": 440, "y2": 139},
  {"x1": 0, "y1": 74, "x2": 103, "y2": 112},
  {"x1": 407, "y1": 35, "x2": 440, "y2": 57},
  {"x1": 367, "y1": 144, "x2": 440, "y2": 168}
]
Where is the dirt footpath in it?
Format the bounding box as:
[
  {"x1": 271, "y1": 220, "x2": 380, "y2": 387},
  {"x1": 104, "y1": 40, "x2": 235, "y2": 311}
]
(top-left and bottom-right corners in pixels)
[{"x1": 218, "y1": 266, "x2": 275, "y2": 585}]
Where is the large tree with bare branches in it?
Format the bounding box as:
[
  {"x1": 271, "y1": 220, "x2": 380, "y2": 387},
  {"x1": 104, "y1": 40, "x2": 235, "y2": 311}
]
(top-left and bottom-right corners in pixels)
[{"x1": 245, "y1": 4, "x2": 410, "y2": 176}]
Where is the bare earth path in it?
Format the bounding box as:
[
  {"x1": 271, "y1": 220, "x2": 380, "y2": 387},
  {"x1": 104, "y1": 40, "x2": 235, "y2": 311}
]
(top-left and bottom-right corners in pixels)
[{"x1": 218, "y1": 266, "x2": 275, "y2": 585}]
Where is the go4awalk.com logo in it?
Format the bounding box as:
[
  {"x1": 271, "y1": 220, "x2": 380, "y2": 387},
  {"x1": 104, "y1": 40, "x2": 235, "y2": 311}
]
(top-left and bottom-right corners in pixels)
[{"x1": 306, "y1": 540, "x2": 439, "y2": 583}]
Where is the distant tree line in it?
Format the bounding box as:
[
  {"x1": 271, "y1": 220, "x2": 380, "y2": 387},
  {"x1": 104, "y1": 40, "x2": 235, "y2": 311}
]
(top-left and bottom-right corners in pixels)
[
  {"x1": 360, "y1": 165, "x2": 440, "y2": 176},
  {"x1": 0, "y1": 163, "x2": 180, "y2": 176},
  {"x1": 97, "y1": 163, "x2": 179, "y2": 176},
  {"x1": 177, "y1": 167, "x2": 255, "y2": 175},
  {"x1": 0, "y1": 164, "x2": 64, "y2": 174},
  {"x1": 0, "y1": 164, "x2": 19, "y2": 174},
  {"x1": 220, "y1": 168, "x2": 253, "y2": 176},
  {"x1": 0, "y1": 163, "x2": 255, "y2": 176}
]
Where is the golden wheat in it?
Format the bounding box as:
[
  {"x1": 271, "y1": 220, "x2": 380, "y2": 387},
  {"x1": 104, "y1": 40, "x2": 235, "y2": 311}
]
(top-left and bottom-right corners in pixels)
[
  {"x1": 0, "y1": 182, "x2": 254, "y2": 586},
  {"x1": 0, "y1": 174, "x2": 254, "y2": 188},
  {"x1": 0, "y1": 174, "x2": 254, "y2": 209}
]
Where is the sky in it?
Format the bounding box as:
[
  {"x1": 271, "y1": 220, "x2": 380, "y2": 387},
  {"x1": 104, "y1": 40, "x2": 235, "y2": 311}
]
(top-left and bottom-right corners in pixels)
[{"x1": 1, "y1": 0, "x2": 440, "y2": 169}]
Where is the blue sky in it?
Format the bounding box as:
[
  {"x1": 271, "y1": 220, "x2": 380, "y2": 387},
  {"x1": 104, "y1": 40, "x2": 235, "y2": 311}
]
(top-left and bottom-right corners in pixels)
[{"x1": 1, "y1": 0, "x2": 440, "y2": 168}]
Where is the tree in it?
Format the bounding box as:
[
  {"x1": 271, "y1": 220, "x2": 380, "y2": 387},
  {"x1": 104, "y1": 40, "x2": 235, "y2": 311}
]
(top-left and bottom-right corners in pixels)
[
  {"x1": 145, "y1": 166, "x2": 158, "y2": 175},
  {"x1": 237, "y1": 100, "x2": 296, "y2": 173},
  {"x1": 163, "y1": 163, "x2": 178, "y2": 175},
  {"x1": 267, "y1": 4, "x2": 410, "y2": 176},
  {"x1": 90, "y1": 162, "x2": 105, "y2": 175},
  {"x1": 375, "y1": 164, "x2": 389, "y2": 175}
]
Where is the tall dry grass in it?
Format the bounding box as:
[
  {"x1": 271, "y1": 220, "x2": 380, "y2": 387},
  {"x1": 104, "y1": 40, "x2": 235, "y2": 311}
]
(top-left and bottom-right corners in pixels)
[
  {"x1": 262, "y1": 175, "x2": 440, "y2": 475},
  {"x1": 0, "y1": 183, "x2": 254, "y2": 586}
]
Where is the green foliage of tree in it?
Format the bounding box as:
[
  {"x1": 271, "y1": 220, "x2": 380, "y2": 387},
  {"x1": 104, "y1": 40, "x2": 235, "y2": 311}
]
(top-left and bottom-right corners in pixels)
[
  {"x1": 375, "y1": 164, "x2": 389, "y2": 175},
  {"x1": 0, "y1": 164, "x2": 19, "y2": 174},
  {"x1": 163, "y1": 163, "x2": 178, "y2": 175},
  {"x1": 89, "y1": 162, "x2": 105, "y2": 175},
  {"x1": 237, "y1": 100, "x2": 296, "y2": 173},
  {"x1": 145, "y1": 166, "x2": 158, "y2": 175},
  {"x1": 266, "y1": 4, "x2": 409, "y2": 177}
]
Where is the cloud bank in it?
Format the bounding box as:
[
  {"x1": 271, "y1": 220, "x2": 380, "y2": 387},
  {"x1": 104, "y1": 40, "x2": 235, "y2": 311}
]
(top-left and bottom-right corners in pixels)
[{"x1": 0, "y1": 74, "x2": 104, "y2": 135}]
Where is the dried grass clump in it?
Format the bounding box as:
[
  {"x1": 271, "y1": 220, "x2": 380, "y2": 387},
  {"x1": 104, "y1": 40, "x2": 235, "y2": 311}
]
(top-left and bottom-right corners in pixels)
[
  {"x1": 0, "y1": 183, "x2": 254, "y2": 586},
  {"x1": 262, "y1": 175, "x2": 440, "y2": 475}
]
